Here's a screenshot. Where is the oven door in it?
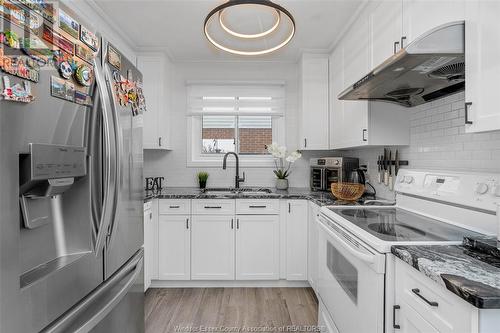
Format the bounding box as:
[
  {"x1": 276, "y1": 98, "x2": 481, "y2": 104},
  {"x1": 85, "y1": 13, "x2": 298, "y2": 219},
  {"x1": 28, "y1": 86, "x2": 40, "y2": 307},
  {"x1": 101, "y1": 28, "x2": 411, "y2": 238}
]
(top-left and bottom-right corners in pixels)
[{"x1": 317, "y1": 214, "x2": 386, "y2": 333}]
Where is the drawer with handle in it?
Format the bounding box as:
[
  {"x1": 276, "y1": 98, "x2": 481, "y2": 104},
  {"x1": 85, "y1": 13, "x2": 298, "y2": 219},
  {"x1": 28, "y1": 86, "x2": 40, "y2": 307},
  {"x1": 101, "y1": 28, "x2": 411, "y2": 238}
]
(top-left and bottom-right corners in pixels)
[
  {"x1": 394, "y1": 258, "x2": 475, "y2": 333},
  {"x1": 159, "y1": 199, "x2": 191, "y2": 215},
  {"x1": 236, "y1": 199, "x2": 280, "y2": 215},
  {"x1": 192, "y1": 200, "x2": 235, "y2": 215}
]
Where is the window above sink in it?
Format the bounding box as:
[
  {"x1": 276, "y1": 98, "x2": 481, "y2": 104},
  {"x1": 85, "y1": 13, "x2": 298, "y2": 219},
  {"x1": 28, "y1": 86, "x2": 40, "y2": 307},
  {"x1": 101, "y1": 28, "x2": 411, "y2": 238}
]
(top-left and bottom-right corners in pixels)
[{"x1": 186, "y1": 82, "x2": 286, "y2": 168}]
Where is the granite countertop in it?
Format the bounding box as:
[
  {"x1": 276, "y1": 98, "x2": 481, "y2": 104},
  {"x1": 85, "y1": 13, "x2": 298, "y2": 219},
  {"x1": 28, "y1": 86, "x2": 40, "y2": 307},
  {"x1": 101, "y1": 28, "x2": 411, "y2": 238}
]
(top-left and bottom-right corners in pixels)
[
  {"x1": 144, "y1": 187, "x2": 339, "y2": 206},
  {"x1": 392, "y1": 236, "x2": 500, "y2": 309}
]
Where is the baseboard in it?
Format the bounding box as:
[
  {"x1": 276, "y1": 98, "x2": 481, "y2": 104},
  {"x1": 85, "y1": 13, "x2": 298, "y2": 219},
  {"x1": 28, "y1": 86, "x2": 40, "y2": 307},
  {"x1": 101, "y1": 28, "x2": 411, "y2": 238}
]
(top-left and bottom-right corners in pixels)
[{"x1": 150, "y1": 279, "x2": 311, "y2": 288}]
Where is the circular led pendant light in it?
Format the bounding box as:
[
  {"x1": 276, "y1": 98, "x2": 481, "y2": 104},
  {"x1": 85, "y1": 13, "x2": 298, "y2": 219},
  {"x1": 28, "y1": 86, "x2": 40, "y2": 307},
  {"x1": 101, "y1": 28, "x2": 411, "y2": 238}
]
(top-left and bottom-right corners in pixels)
[{"x1": 204, "y1": 0, "x2": 296, "y2": 56}]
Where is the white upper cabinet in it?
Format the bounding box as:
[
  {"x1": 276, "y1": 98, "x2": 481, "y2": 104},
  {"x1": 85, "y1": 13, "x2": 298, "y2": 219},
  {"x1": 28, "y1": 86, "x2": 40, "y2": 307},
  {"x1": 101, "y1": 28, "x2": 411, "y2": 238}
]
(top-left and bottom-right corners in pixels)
[
  {"x1": 299, "y1": 54, "x2": 330, "y2": 150},
  {"x1": 329, "y1": 48, "x2": 344, "y2": 149},
  {"x1": 340, "y1": 10, "x2": 371, "y2": 149},
  {"x1": 343, "y1": 10, "x2": 371, "y2": 88},
  {"x1": 402, "y1": 0, "x2": 465, "y2": 46},
  {"x1": 465, "y1": 0, "x2": 500, "y2": 133},
  {"x1": 329, "y1": 9, "x2": 410, "y2": 150},
  {"x1": 136, "y1": 54, "x2": 171, "y2": 150},
  {"x1": 370, "y1": 0, "x2": 403, "y2": 66}
]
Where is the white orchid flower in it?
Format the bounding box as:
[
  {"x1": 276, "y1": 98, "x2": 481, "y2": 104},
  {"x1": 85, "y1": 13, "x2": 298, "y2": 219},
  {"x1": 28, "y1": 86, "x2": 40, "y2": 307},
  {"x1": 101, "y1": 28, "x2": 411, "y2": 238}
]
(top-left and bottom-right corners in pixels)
[
  {"x1": 277, "y1": 146, "x2": 287, "y2": 158},
  {"x1": 286, "y1": 151, "x2": 302, "y2": 163}
]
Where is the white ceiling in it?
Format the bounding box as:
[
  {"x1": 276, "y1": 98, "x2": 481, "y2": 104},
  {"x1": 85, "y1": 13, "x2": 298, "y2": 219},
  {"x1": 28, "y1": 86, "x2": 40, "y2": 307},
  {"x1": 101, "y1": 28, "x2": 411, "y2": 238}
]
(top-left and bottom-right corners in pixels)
[{"x1": 93, "y1": 0, "x2": 365, "y2": 62}]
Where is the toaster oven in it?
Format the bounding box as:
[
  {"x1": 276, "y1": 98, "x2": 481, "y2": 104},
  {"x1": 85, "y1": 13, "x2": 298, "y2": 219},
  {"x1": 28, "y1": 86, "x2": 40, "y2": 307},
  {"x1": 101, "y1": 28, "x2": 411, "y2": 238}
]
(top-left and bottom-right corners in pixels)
[{"x1": 310, "y1": 157, "x2": 359, "y2": 191}]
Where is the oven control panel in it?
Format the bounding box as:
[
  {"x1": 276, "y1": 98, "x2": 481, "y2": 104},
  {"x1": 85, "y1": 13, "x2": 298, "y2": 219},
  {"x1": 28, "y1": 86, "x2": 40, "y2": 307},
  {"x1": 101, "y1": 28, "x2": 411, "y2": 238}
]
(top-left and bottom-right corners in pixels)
[{"x1": 395, "y1": 169, "x2": 500, "y2": 210}]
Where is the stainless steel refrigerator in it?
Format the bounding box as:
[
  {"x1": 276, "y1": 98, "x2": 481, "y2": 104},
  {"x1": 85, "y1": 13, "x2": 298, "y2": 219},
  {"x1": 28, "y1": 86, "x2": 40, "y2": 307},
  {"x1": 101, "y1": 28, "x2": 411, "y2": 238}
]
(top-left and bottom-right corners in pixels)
[{"x1": 0, "y1": 4, "x2": 144, "y2": 333}]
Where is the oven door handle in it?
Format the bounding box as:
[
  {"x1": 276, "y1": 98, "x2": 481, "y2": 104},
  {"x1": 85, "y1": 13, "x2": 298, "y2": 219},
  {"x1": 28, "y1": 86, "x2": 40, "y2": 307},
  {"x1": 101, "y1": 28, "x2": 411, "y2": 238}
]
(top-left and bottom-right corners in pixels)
[{"x1": 318, "y1": 217, "x2": 384, "y2": 273}]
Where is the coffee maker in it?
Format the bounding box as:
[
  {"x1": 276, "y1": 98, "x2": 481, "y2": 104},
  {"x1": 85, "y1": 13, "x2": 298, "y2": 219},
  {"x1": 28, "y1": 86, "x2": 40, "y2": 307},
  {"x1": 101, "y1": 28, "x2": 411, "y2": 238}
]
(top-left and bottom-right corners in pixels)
[{"x1": 349, "y1": 167, "x2": 376, "y2": 199}]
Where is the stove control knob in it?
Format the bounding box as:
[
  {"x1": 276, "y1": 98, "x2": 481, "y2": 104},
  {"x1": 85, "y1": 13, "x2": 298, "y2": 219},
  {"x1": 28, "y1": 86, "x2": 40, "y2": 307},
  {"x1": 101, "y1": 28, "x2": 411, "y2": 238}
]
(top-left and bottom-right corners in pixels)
[
  {"x1": 404, "y1": 176, "x2": 414, "y2": 184},
  {"x1": 475, "y1": 183, "x2": 489, "y2": 195},
  {"x1": 398, "y1": 176, "x2": 406, "y2": 183}
]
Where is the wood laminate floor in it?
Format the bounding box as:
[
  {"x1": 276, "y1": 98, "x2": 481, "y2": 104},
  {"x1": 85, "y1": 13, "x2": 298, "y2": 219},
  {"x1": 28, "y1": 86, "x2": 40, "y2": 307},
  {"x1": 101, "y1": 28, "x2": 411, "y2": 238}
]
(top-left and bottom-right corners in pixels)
[{"x1": 145, "y1": 288, "x2": 319, "y2": 333}]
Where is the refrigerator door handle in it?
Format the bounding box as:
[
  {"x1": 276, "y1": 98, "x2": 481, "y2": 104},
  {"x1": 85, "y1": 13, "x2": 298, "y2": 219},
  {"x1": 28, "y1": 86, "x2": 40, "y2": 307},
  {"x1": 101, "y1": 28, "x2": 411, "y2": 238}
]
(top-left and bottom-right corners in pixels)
[
  {"x1": 41, "y1": 249, "x2": 144, "y2": 333},
  {"x1": 92, "y1": 59, "x2": 119, "y2": 256},
  {"x1": 89, "y1": 88, "x2": 102, "y2": 241},
  {"x1": 102, "y1": 66, "x2": 122, "y2": 249}
]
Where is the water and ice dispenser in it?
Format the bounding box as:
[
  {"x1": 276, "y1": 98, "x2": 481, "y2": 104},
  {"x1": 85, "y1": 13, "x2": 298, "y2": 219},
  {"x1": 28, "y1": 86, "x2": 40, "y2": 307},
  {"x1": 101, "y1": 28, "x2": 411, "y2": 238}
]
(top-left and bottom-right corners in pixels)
[{"x1": 19, "y1": 144, "x2": 87, "y2": 229}]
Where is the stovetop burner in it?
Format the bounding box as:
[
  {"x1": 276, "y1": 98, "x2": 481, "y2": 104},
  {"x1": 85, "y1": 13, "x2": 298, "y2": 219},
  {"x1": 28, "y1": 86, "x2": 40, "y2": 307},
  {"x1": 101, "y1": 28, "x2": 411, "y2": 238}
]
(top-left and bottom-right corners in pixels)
[
  {"x1": 325, "y1": 207, "x2": 482, "y2": 242},
  {"x1": 341, "y1": 209, "x2": 380, "y2": 219},
  {"x1": 367, "y1": 222, "x2": 428, "y2": 238}
]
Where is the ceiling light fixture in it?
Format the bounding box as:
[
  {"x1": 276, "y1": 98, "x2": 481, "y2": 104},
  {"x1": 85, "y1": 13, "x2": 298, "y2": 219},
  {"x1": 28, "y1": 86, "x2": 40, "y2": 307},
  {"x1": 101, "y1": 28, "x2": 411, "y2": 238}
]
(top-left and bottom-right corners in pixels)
[
  {"x1": 204, "y1": 0, "x2": 296, "y2": 56},
  {"x1": 219, "y1": 8, "x2": 281, "y2": 39}
]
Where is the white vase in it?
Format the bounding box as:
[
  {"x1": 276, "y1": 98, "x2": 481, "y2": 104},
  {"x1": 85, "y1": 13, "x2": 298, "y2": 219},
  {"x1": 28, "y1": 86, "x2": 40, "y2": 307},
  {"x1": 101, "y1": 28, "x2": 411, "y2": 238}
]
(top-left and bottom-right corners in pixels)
[{"x1": 276, "y1": 178, "x2": 289, "y2": 190}]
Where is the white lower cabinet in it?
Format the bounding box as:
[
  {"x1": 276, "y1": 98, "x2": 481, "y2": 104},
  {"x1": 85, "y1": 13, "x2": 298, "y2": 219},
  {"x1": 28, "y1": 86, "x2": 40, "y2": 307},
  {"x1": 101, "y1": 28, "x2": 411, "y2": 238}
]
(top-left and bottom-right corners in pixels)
[
  {"x1": 191, "y1": 215, "x2": 235, "y2": 280},
  {"x1": 396, "y1": 299, "x2": 438, "y2": 333},
  {"x1": 153, "y1": 198, "x2": 315, "y2": 284},
  {"x1": 394, "y1": 258, "x2": 478, "y2": 333},
  {"x1": 158, "y1": 215, "x2": 190, "y2": 280},
  {"x1": 286, "y1": 200, "x2": 308, "y2": 281},
  {"x1": 307, "y1": 202, "x2": 320, "y2": 292},
  {"x1": 235, "y1": 215, "x2": 280, "y2": 280},
  {"x1": 143, "y1": 200, "x2": 156, "y2": 291}
]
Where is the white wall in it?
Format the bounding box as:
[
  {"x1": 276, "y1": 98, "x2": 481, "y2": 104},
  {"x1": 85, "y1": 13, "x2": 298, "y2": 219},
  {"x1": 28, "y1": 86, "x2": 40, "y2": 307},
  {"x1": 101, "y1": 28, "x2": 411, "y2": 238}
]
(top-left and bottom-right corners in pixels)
[
  {"x1": 144, "y1": 61, "x2": 330, "y2": 188},
  {"x1": 345, "y1": 92, "x2": 500, "y2": 200},
  {"x1": 63, "y1": 0, "x2": 137, "y2": 63},
  {"x1": 145, "y1": 67, "x2": 500, "y2": 192}
]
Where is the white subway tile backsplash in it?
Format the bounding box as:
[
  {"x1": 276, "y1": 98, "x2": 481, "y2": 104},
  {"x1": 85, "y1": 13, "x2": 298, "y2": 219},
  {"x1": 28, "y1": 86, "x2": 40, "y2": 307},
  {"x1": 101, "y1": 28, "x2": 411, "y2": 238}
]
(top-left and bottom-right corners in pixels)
[
  {"x1": 344, "y1": 92, "x2": 500, "y2": 200},
  {"x1": 492, "y1": 150, "x2": 500, "y2": 160}
]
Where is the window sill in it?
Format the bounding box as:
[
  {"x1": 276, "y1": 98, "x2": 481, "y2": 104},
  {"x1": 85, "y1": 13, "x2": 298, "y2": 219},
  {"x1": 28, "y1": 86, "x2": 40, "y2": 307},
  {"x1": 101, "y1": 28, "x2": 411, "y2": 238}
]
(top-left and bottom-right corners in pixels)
[{"x1": 187, "y1": 157, "x2": 276, "y2": 168}]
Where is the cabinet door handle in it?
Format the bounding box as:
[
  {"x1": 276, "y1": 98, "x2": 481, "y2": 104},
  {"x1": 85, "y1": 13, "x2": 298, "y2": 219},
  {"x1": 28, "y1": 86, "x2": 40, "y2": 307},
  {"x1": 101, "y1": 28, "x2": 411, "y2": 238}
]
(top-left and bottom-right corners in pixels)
[
  {"x1": 393, "y1": 305, "x2": 401, "y2": 329},
  {"x1": 231, "y1": 218, "x2": 234, "y2": 229},
  {"x1": 149, "y1": 213, "x2": 152, "y2": 219},
  {"x1": 362, "y1": 129, "x2": 368, "y2": 142},
  {"x1": 186, "y1": 218, "x2": 189, "y2": 229},
  {"x1": 236, "y1": 218, "x2": 240, "y2": 229},
  {"x1": 159, "y1": 137, "x2": 162, "y2": 147},
  {"x1": 465, "y1": 102, "x2": 473, "y2": 124},
  {"x1": 169, "y1": 205, "x2": 180, "y2": 209},
  {"x1": 249, "y1": 205, "x2": 267, "y2": 209},
  {"x1": 204, "y1": 206, "x2": 222, "y2": 209},
  {"x1": 400, "y1": 36, "x2": 407, "y2": 49},
  {"x1": 411, "y1": 288, "x2": 439, "y2": 307},
  {"x1": 394, "y1": 41, "x2": 400, "y2": 54},
  {"x1": 288, "y1": 203, "x2": 291, "y2": 213},
  {"x1": 304, "y1": 138, "x2": 307, "y2": 148}
]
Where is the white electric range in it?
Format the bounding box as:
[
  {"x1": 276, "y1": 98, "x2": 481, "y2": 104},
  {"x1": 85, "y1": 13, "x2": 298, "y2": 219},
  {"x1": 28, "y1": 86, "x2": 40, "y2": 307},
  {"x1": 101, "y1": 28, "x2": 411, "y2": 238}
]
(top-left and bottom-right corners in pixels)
[{"x1": 316, "y1": 169, "x2": 500, "y2": 333}]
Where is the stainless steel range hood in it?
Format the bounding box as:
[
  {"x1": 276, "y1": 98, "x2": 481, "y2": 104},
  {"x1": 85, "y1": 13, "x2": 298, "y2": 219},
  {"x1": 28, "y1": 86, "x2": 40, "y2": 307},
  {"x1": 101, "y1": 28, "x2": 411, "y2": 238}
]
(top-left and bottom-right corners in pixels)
[{"x1": 339, "y1": 21, "x2": 465, "y2": 107}]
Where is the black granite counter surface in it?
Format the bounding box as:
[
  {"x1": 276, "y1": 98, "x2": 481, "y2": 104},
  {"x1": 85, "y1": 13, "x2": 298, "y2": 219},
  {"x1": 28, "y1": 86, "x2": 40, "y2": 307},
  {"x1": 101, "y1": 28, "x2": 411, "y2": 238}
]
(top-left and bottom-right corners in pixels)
[
  {"x1": 144, "y1": 187, "x2": 340, "y2": 206},
  {"x1": 392, "y1": 238, "x2": 500, "y2": 309}
]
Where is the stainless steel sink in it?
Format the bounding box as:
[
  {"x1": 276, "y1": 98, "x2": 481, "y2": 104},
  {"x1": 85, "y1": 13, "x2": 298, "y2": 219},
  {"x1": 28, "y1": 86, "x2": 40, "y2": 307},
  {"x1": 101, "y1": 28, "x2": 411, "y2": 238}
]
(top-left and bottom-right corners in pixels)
[{"x1": 201, "y1": 188, "x2": 273, "y2": 195}]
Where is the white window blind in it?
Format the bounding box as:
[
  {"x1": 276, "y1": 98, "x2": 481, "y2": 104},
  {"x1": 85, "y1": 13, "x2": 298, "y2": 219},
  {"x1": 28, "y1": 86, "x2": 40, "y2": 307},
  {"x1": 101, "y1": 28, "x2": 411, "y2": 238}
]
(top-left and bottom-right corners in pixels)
[{"x1": 187, "y1": 83, "x2": 285, "y2": 116}]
